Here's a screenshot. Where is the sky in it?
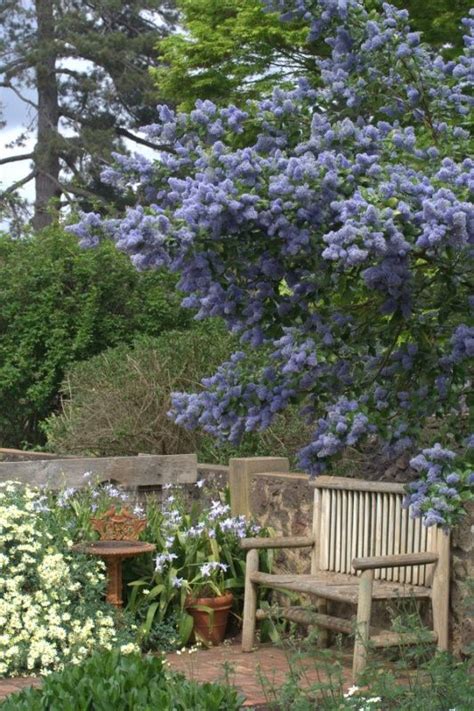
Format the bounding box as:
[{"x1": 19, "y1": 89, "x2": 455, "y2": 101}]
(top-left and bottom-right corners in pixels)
[
  {"x1": 0, "y1": 76, "x2": 157, "y2": 227},
  {"x1": 0, "y1": 85, "x2": 37, "y2": 206}
]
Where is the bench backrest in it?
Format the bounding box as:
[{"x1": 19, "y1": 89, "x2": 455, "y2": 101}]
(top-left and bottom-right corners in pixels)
[{"x1": 311, "y1": 476, "x2": 448, "y2": 586}]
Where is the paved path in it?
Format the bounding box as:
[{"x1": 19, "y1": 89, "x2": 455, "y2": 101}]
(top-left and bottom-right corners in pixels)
[
  {"x1": 0, "y1": 643, "x2": 353, "y2": 708},
  {"x1": 166, "y1": 641, "x2": 353, "y2": 707},
  {"x1": 0, "y1": 676, "x2": 41, "y2": 702}
]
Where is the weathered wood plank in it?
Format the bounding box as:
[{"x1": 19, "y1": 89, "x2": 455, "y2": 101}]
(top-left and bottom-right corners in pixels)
[
  {"x1": 371, "y1": 630, "x2": 437, "y2": 648},
  {"x1": 0, "y1": 454, "x2": 198, "y2": 489},
  {"x1": 353, "y1": 569, "x2": 374, "y2": 678},
  {"x1": 352, "y1": 552, "x2": 439, "y2": 571},
  {"x1": 242, "y1": 549, "x2": 259, "y2": 652},
  {"x1": 240, "y1": 535, "x2": 315, "y2": 550},
  {"x1": 431, "y1": 529, "x2": 450, "y2": 651},
  {"x1": 256, "y1": 607, "x2": 354, "y2": 634},
  {"x1": 249, "y1": 572, "x2": 359, "y2": 603},
  {"x1": 311, "y1": 476, "x2": 406, "y2": 494}
]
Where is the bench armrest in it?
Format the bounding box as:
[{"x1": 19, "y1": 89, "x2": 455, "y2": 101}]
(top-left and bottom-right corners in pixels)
[
  {"x1": 240, "y1": 535, "x2": 315, "y2": 550},
  {"x1": 352, "y1": 552, "x2": 439, "y2": 571}
]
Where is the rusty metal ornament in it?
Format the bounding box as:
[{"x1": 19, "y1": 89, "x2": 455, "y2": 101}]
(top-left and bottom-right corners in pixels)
[{"x1": 90, "y1": 506, "x2": 146, "y2": 541}]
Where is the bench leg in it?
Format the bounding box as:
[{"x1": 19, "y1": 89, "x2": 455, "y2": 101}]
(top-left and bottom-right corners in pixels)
[
  {"x1": 432, "y1": 533, "x2": 450, "y2": 651},
  {"x1": 352, "y1": 569, "x2": 374, "y2": 680},
  {"x1": 242, "y1": 548, "x2": 259, "y2": 652},
  {"x1": 315, "y1": 598, "x2": 329, "y2": 648}
]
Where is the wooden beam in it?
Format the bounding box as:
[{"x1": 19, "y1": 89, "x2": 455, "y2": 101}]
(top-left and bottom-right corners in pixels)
[
  {"x1": 240, "y1": 535, "x2": 315, "y2": 550},
  {"x1": 256, "y1": 607, "x2": 353, "y2": 635},
  {"x1": 371, "y1": 630, "x2": 437, "y2": 648},
  {"x1": 311, "y1": 476, "x2": 406, "y2": 494},
  {"x1": 0, "y1": 454, "x2": 198, "y2": 489},
  {"x1": 353, "y1": 569, "x2": 374, "y2": 678},
  {"x1": 352, "y1": 552, "x2": 439, "y2": 571}
]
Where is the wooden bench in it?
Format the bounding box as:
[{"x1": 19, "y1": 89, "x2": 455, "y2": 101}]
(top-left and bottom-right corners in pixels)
[{"x1": 240, "y1": 476, "x2": 450, "y2": 679}]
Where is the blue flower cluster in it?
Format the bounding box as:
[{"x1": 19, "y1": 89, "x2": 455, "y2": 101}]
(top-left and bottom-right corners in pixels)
[
  {"x1": 404, "y1": 444, "x2": 474, "y2": 527},
  {"x1": 69, "y1": 1, "x2": 473, "y2": 520}
]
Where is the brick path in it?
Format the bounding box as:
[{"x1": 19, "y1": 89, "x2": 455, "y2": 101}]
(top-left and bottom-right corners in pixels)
[
  {"x1": 0, "y1": 676, "x2": 41, "y2": 702},
  {"x1": 166, "y1": 641, "x2": 353, "y2": 707},
  {"x1": 0, "y1": 643, "x2": 352, "y2": 708}
]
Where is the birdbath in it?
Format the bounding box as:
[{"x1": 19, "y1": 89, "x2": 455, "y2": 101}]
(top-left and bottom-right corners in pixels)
[{"x1": 72, "y1": 507, "x2": 155, "y2": 608}]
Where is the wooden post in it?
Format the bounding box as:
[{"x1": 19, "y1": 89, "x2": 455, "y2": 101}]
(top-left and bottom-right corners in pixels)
[
  {"x1": 228, "y1": 457, "x2": 289, "y2": 517},
  {"x1": 432, "y1": 528, "x2": 450, "y2": 651},
  {"x1": 242, "y1": 548, "x2": 259, "y2": 652},
  {"x1": 352, "y1": 569, "x2": 374, "y2": 679}
]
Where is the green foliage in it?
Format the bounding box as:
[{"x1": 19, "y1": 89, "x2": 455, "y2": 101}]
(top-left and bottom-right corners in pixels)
[
  {"x1": 126, "y1": 483, "x2": 272, "y2": 646},
  {"x1": 153, "y1": 0, "x2": 315, "y2": 110},
  {"x1": 0, "y1": 650, "x2": 244, "y2": 710},
  {"x1": 0, "y1": 226, "x2": 190, "y2": 448},
  {"x1": 386, "y1": 1, "x2": 472, "y2": 55},
  {"x1": 155, "y1": 0, "x2": 471, "y2": 110}
]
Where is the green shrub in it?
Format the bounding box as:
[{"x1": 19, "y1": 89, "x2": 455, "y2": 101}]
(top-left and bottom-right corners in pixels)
[
  {"x1": 0, "y1": 650, "x2": 243, "y2": 710},
  {"x1": 44, "y1": 323, "x2": 313, "y2": 463},
  {"x1": 0, "y1": 227, "x2": 190, "y2": 448},
  {"x1": 43, "y1": 323, "x2": 236, "y2": 456}
]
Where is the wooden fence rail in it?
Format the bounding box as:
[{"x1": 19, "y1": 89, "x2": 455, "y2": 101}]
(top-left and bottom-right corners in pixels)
[{"x1": 0, "y1": 454, "x2": 197, "y2": 489}]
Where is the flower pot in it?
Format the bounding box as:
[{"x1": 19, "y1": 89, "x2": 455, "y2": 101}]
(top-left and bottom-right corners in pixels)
[{"x1": 185, "y1": 592, "x2": 233, "y2": 646}]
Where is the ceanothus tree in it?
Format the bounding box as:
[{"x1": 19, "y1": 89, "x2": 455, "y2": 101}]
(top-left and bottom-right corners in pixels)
[{"x1": 70, "y1": 0, "x2": 474, "y2": 527}]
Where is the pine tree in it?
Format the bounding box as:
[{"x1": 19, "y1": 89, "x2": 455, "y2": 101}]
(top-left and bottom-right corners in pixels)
[{"x1": 0, "y1": 0, "x2": 177, "y2": 229}]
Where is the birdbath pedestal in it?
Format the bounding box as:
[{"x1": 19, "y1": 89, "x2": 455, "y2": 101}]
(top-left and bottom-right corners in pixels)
[{"x1": 72, "y1": 540, "x2": 155, "y2": 607}]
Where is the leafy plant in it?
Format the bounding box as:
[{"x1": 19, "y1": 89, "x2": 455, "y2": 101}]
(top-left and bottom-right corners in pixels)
[
  {"x1": 45, "y1": 324, "x2": 314, "y2": 465},
  {"x1": 0, "y1": 226, "x2": 190, "y2": 449},
  {"x1": 126, "y1": 482, "x2": 272, "y2": 646},
  {"x1": 0, "y1": 650, "x2": 244, "y2": 710}
]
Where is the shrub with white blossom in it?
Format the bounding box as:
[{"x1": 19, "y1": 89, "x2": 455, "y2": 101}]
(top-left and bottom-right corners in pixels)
[
  {"x1": 70, "y1": 0, "x2": 473, "y2": 527},
  {"x1": 0, "y1": 482, "x2": 136, "y2": 677}
]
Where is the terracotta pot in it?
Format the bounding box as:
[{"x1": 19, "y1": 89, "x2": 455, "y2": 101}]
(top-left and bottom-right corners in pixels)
[{"x1": 185, "y1": 592, "x2": 233, "y2": 645}]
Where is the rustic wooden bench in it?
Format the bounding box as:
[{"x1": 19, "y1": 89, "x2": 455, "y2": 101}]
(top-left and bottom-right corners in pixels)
[{"x1": 240, "y1": 476, "x2": 450, "y2": 679}]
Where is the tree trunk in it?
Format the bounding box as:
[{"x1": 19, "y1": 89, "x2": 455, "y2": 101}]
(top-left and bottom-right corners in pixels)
[{"x1": 32, "y1": 0, "x2": 60, "y2": 231}]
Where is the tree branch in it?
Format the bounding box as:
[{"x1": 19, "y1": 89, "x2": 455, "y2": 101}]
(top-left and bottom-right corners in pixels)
[
  {"x1": 0, "y1": 170, "x2": 36, "y2": 196},
  {"x1": 115, "y1": 126, "x2": 174, "y2": 152},
  {"x1": 43, "y1": 169, "x2": 108, "y2": 205},
  {"x1": 0, "y1": 80, "x2": 38, "y2": 109},
  {"x1": 0, "y1": 152, "x2": 34, "y2": 166}
]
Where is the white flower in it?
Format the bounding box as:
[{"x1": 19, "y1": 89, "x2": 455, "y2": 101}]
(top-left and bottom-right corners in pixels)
[
  {"x1": 0, "y1": 482, "x2": 131, "y2": 675},
  {"x1": 155, "y1": 553, "x2": 177, "y2": 572},
  {"x1": 199, "y1": 562, "x2": 228, "y2": 577},
  {"x1": 344, "y1": 685, "x2": 359, "y2": 698},
  {"x1": 171, "y1": 577, "x2": 184, "y2": 588},
  {"x1": 195, "y1": 479, "x2": 205, "y2": 489},
  {"x1": 208, "y1": 500, "x2": 231, "y2": 519},
  {"x1": 120, "y1": 643, "x2": 139, "y2": 655}
]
